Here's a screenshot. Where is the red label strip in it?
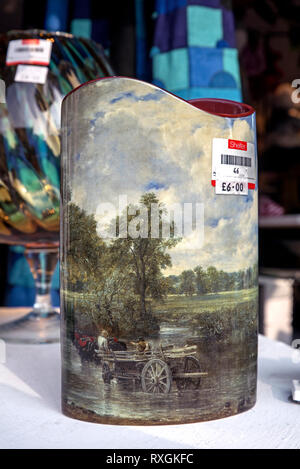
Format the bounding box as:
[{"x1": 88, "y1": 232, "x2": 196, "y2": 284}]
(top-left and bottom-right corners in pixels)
[
  {"x1": 228, "y1": 139, "x2": 247, "y2": 151},
  {"x1": 211, "y1": 180, "x2": 255, "y2": 190},
  {"x1": 6, "y1": 60, "x2": 49, "y2": 66},
  {"x1": 21, "y1": 39, "x2": 40, "y2": 45}
]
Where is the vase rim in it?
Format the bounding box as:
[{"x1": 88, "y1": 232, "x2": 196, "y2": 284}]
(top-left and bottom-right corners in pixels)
[
  {"x1": 62, "y1": 76, "x2": 255, "y2": 118},
  {"x1": 188, "y1": 98, "x2": 254, "y2": 118}
]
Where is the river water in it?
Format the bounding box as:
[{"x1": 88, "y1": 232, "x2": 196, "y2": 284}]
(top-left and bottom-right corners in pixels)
[{"x1": 62, "y1": 322, "x2": 257, "y2": 423}]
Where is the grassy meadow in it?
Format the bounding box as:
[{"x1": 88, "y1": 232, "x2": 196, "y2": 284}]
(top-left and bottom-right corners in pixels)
[{"x1": 153, "y1": 287, "x2": 258, "y2": 320}]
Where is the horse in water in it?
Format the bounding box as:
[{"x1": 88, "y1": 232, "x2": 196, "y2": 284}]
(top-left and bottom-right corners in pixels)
[
  {"x1": 74, "y1": 332, "x2": 97, "y2": 363},
  {"x1": 74, "y1": 332, "x2": 127, "y2": 365}
]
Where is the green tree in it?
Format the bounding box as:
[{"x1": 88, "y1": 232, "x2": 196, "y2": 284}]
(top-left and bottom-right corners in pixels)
[
  {"x1": 194, "y1": 265, "x2": 207, "y2": 295},
  {"x1": 179, "y1": 270, "x2": 196, "y2": 296},
  {"x1": 236, "y1": 270, "x2": 244, "y2": 290},
  {"x1": 251, "y1": 263, "x2": 258, "y2": 288},
  {"x1": 110, "y1": 192, "x2": 181, "y2": 320},
  {"x1": 167, "y1": 275, "x2": 180, "y2": 294},
  {"x1": 206, "y1": 266, "x2": 219, "y2": 293},
  {"x1": 65, "y1": 202, "x2": 107, "y2": 291},
  {"x1": 65, "y1": 203, "x2": 132, "y2": 331},
  {"x1": 227, "y1": 272, "x2": 236, "y2": 291},
  {"x1": 217, "y1": 270, "x2": 230, "y2": 291}
]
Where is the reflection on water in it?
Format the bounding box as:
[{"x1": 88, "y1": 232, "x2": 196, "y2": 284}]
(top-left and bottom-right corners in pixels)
[
  {"x1": 63, "y1": 322, "x2": 257, "y2": 423},
  {"x1": 159, "y1": 323, "x2": 195, "y2": 343}
]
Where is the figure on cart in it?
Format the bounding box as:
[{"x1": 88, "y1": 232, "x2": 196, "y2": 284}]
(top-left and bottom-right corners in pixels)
[{"x1": 130, "y1": 337, "x2": 150, "y2": 353}]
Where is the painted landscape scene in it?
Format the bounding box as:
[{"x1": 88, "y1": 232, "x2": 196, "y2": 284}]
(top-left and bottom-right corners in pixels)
[{"x1": 61, "y1": 192, "x2": 258, "y2": 424}]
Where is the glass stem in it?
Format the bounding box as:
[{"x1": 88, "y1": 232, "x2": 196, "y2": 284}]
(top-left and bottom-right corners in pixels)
[{"x1": 24, "y1": 248, "x2": 59, "y2": 317}]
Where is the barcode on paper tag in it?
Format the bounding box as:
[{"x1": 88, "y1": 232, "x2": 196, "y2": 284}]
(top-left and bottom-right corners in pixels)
[
  {"x1": 215, "y1": 179, "x2": 248, "y2": 196},
  {"x1": 6, "y1": 39, "x2": 52, "y2": 66},
  {"x1": 14, "y1": 65, "x2": 48, "y2": 84},
  {"x1": 212, "y1": 138, "x2": 256, "y2": 194}
]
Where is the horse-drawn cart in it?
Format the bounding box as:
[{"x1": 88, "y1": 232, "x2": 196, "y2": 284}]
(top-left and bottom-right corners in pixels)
[{"x1": 97, "y1": 344, "x2": 207, "y2": 394}]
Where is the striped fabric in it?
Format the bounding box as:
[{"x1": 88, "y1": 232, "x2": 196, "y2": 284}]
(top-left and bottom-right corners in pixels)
[
  {"x1": 151, "y1": 0, "x2": 242, "y2": 101},
  {"x1": 70, "y1": 0, "x2": 92, "y2": 39}
]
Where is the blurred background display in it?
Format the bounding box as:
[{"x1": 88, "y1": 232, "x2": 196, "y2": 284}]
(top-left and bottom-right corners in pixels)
[
  {"x1": 0, "y1": 28, "x2": 113, "y2": 342},
  {"x1": 0, "y1": 0, "x2": 299, "y2": 344}
]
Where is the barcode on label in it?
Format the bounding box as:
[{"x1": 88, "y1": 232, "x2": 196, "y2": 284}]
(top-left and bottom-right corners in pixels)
[
  {"x1": 221, "y1": 154, "x2": 252, "y2": 167},
  {"x1": 6, "y1": 39, "x2": 52, "y2": 66},
  {"x1": 16, "y1": 47, "x2": 44, "y2": 53}
]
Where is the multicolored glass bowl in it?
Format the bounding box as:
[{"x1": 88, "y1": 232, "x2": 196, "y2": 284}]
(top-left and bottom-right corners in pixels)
[{"x1": 0, "y1": 29, "x2": 114, "y2": 246}]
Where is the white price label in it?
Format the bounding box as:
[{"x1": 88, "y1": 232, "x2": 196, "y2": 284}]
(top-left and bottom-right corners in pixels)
[
  {"x1": 14, "y1": 65, "x2": 48, "y2": 84},
  {"x1": 215, "y1": 179, "x2": 248, "y2": 196},
  {"x1": 212, "y1": 138, "x2": 256, "y2": 192},
  {"x1": 6, "y1": 39, "x2": 52, "y2": 66}
]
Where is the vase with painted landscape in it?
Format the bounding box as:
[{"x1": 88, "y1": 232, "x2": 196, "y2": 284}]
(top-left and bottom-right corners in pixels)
[{"x1": 61, "y1": 77, "x2": 258, "y2": 424}]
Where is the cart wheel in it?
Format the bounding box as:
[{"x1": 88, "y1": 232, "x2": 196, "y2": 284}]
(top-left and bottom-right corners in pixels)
[
  {"x1": 176, "y1": 356, "x2": 201, "y2": 391},
  {"x1": 141, "y1": 359, "x2": 172, "y2": 394},
  {"x1": 102, "y1": 362, "x2": 112, "y2": 384}
]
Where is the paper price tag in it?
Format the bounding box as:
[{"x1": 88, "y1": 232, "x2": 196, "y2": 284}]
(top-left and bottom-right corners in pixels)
[
  {"x1": 14, "y1": 65, "x2": 48, "y2": 84},
  {"x1": 215, "y1": 179, "x2": 248, "y2": 196},
  {"x1": 6, "y1": 39, "x2": 52, "y2": 66},
  {"x1": 212, "y1": 138, "x2": 256, "y2": 190}
]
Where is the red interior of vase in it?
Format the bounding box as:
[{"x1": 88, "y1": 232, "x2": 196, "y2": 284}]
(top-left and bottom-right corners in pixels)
[{"x1": 189, "y1": 98, "x2": 255, "y2": 118}]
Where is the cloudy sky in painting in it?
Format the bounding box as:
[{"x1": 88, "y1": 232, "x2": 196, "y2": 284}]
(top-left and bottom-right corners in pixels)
[{"x1": 63, "y1": 78, "x2": 257, "y2": 274}]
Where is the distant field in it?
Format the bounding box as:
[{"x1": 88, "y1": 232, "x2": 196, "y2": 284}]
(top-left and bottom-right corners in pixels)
[{"x1": 152, "y1": 288, "x2": 258, "y2": 318}]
